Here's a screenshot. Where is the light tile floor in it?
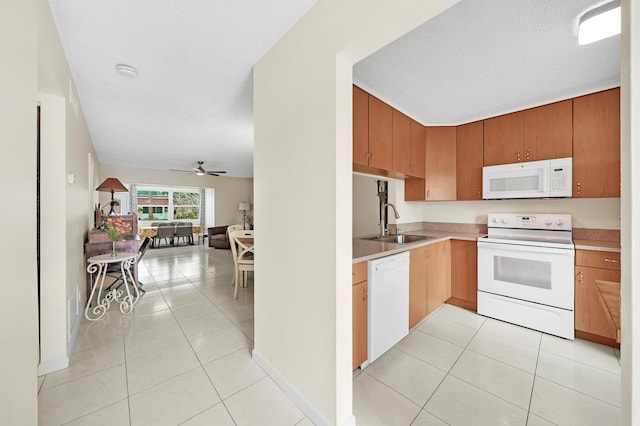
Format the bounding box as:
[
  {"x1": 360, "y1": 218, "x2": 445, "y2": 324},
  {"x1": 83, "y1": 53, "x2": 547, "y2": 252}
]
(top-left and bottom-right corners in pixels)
[{"x1": 38, "y1": 244, "x2": 622, "y2": 425}]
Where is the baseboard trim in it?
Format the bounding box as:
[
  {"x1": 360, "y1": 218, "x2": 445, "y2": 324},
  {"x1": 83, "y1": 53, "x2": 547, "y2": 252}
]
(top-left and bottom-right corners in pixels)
[
  {"x1": 37, "y1": 355, "x2": 69, "y2": 376},
  {"x1": 252, "y1": 349, "x2": 355, "y2": 426}
]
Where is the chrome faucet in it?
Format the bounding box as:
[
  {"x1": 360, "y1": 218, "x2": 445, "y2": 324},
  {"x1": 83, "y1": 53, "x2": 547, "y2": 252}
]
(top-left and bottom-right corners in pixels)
[{"x1": 380, "y1": 202, "x2": 400, "y2": 237}]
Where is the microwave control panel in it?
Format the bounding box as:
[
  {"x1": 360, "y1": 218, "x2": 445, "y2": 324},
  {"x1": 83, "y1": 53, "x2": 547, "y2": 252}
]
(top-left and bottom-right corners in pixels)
[{"x1": 550, "y1": 166, "x2": 569, "y2": 192}]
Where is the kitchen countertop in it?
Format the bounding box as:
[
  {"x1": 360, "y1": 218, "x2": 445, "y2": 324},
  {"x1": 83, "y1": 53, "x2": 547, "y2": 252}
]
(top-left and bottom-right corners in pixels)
[
  {"x1": 573, "y1": 239, "x2": 621, "y2": 252},
  {"x1": 353, "y1": 230, "x2": 484, "y2": 263}
]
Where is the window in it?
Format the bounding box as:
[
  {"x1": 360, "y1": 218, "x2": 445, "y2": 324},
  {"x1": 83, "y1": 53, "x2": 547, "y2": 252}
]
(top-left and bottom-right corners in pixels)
[{"x1": 136, "y1": 187, "x2": 201, "y2": 223}]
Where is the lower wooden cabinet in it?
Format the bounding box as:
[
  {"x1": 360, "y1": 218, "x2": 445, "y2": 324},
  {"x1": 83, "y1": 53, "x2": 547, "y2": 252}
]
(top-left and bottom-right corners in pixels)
[
  {"x1": 409, "y1": 241, "x2": 452, "y2": 327},
  {"x1": 575, "y1": 250, "x2": 621, "y2": 347},
  {"x1": 447, "y1": 240, "x2": 478, "y2": 311},
  {"x1": 352, "y1": 262, "x2": 368, "y2": 370}
]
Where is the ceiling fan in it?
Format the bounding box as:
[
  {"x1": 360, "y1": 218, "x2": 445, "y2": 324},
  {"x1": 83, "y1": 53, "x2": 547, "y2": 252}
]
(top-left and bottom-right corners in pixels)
[{"x1": 170, "y1": 161, "x2": 227, "y2": 176}]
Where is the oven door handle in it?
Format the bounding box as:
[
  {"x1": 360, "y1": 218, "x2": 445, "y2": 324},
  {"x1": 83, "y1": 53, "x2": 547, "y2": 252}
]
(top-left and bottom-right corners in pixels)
[{"x1": 477, "y1": 240, "x2": 574, "y2": 256}]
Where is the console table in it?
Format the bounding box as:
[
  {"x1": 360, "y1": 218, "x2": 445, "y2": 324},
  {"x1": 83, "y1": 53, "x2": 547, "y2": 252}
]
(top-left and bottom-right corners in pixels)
[{"x1": 85, "y1": 253, "x2": 139, "y2": 321}]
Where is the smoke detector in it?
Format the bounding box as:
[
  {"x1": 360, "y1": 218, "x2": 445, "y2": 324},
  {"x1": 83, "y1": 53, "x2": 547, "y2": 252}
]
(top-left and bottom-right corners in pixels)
[{"x1": 115, "y1": 64, "x2": 138, "y2": 77}]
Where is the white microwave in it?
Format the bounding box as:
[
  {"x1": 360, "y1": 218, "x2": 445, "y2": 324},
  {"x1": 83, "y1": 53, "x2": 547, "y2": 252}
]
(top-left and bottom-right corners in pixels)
[{"x1": 482, "y1": 157, "x2": 572, "y2": 199}]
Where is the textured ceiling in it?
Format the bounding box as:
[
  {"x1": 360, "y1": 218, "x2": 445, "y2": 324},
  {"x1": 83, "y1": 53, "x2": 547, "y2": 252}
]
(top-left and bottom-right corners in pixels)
[
  {"x1": 354, "y1": 0, "x2": 620, "y2": 125},
  {"x1": 49, "y1": 0, "x2": 619, "y2": 178}
]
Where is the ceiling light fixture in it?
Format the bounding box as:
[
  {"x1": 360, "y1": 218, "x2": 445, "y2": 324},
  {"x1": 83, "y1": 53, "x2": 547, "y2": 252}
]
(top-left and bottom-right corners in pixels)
[
  {"x1": 578, "y1": 0, "x2": 621, "y2": 45},
  {"x1": 115, "y1": 63, "x2": 138, "y2": 77}
]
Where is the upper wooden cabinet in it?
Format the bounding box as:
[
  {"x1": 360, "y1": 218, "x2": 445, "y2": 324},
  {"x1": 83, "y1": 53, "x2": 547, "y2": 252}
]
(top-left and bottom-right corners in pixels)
[
  {"x1": 522, "y1": 100, "x2": 573, "y2": 161},
  {"x1": 456, "y1": 121, "x2": 484, "y2": 200},
  {"x1": 392, "y1": 109, "x2": 412, "y2": 176},
  {"x1": 425, "y1": 126, "x2": 457, "y2": 200},
  {"x1": 368, "y1": 95, "x2": 393, "y2": 171},
  {"x1": 573, "y1": 88, "x2": 620, "y2": 198},
  {"x1": 410, "y1": 119, "x2": 426, "y2": 178},
  {"x1": 483, "y1": 100, "x2": 572, "y2": 166},
  {"x1": 483, "y1": 111, "x2": 523, "y2": 166},
  {"x1": 352, "y1": 86, "x2": 369, "y2": 167}
]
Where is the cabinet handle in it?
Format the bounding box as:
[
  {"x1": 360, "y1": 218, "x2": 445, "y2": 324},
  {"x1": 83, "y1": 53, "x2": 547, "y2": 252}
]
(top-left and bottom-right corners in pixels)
[
  {"x1": 604, "y1": 259, "x2": 619, "y2": 263},
  {"x1": 525, "y1": 150, "x2": 530, "y2": 160},
  {"x1": 363, "y1": 287, "x2": 367, "y2": 301},
  {"x1": 577, "y1": 271, "x2": 584, "y2": 284},
  {"x1": 577, "y1": 182, "x2": 581, "y2": 193},
  {"x1": 352, "y1": 272, "x2": 356, "y2": 277},
  {"x1": 517, "y1": 152, "x2": 521, "y2": 161},
  {"x1": 370, "y1": 153, "x2": 375, "y2": 162},
  {"x1": 477, "y1": 189, "x2": 481, "y2": 199},
  {"x1": 427, "y1": 189, "x2": 431, "y2": 198}
]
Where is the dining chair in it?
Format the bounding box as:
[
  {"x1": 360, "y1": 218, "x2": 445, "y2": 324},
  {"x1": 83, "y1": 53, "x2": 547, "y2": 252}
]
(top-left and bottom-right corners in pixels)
[
  {"x1": 174, "y1": 222, "x2": 193, "y2": 245},
  {"x1": 155, "y1": 223, "x2": 175, "y2": 247},
  {"x1": 105, "y1": 236, "x2": 151, "y2": 294},
  {"x1": 229, "y1": 229, "x2": 254, "y2": 299}
]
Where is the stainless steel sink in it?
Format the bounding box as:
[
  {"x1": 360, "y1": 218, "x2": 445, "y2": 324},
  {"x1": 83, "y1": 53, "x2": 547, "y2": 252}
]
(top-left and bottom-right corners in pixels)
[{"x1": 363, "y1": 234, "x2": 436, "y2": 244}]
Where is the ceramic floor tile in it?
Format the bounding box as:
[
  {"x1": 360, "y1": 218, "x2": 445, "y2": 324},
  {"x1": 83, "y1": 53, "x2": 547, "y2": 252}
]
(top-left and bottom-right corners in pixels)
[
  {"x1": 63, "y1": 398, "x2": 130, "y2": 426},
  {"x1": 536, "y1": 350, "x2": 621, "y2": 406},
  {"x1": 294, "y1": 418, "x2": 315, "y2": 426},
  {"x1": 467, "y1": 329, "x2": 540, "y2": 373},
  {"x1": 41, "y1": 340, "x2": 125, "y2": 390},
  {"x1": 479, "y1": 317, "x2": 542, "y2": 348},
  {"x1": 124, "y1": 322, "x2": 189, "y2": 360},
  {"x1": 417, "y1": 315, "x2": 479, "y2": 347},
  {"x1": 224, "y1": 376, "x2": 306, "y2": 426},
  {"x1": 217, "y1": 303, "x2": 254, "y2": 324},
  {"x1": 540, "y1": 334, "x2": 620, "y2": 374},
  {"x1": 411, "y1": 410, "x2": 449, "y2": 426},
  {"x1": 160, "y1": 285, "x2": 208, "y2": 308},
  {"x1": 129, "y1": 367, "x2": 220, "y2": 426},
  {"x1": 176, "y1": 310, "x2": 235, "y2": 340},
  {"x1": 190, "y1": 325, "x2": 251, "y2": 364},
  {"x1": 353, "y1": 371, "x2": 421, "y2": 426},
  {"x1": 170, "y1": 299, "x2": 220, "y2": 322},
  {"x1": 431, "y1": 304, "x2": 486, "y2": 330},
  {"x1": 237, "y1": 317, "x2": 255, "y2": 341},
  {"x1": 180, "y1": 402, "x2": 235, "y2": 425},
  {"x1": 126, "y1": 339, "x2": 200, "y2": 395},
  {"x1": 529, "y1": 377, "x2": 620, "y2": 426},
  {"x1": 526, "y1": 413, "x2": 557, "y2": 426},
  {"x1": 364, "y1": 348, "x2": 446, "y2": 406},
  {"x1": 202, "y1": 347, "x2": 266, "y2": 399},
  {"x1": 426, "y1": 375, "x2": 528, "y2": 426},
  {"x1": 396, "y1": 329, "x2": 465, "y2": 372},
  {"x1": 449, "y1": 349, "x2": 535, "y2": 409},
  {"x1": 38, "y1": 365, "x2": 128, "y2": 426},
  {"x1": 73, "y1": 316, "x2": 124, "y2": 352}
]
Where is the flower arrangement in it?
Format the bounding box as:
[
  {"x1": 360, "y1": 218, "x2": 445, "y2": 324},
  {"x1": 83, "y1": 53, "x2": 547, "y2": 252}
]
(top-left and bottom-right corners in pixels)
[{"x1": 105, "y1": 217, "x2": 131, "y2": 242}]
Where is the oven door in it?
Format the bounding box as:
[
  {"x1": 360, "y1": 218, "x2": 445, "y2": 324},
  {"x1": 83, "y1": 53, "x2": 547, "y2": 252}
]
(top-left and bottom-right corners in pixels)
[{"x1": 477, "y1": 240, "x2": 574, "y2": 310}]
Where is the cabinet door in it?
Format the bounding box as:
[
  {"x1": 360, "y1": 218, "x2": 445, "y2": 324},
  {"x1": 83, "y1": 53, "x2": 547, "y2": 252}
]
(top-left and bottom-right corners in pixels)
[
  {"x1": 425, "y1": 126, "x2": 457, "y2": 200},
  {"x1": 523, "y1": 100, "x2": 573, "y2": 162},
  {"x1": 409, "y1": 247, "x2": 428, "y2": 328},
  {"x1": 449, "y1": 240, "x2": 477, "y2": 311},
  {"x1": 575, "y1": 266, "x2": 620, "y2": 340},
  {"x1": 392, "y1": 110, "x2": 412, "y2": 176},
  {"x1": 353, "y1": 86, "x2": 369, "y2": 167},
  {"x1": 352, "y1": 281, "x2": 368, "y2": 370},
  {"x1": 573, "y1": 88, "x2": 620, "y2": 198},
  {"x1": 426, "y1": 241, "x2": 451, "y2": 315},
  {"x1": 410, "y1": 119, "x2": 426, "y2": 178},
  {"x1": 456, "y1": 121, "x2": 484, "y2": 200},
  {"x1": 368, "y1": 95, "x2": 393, "y2": 171},
  {"x1": 483, "y1": 111, "x2": 523, "y2": 166}
]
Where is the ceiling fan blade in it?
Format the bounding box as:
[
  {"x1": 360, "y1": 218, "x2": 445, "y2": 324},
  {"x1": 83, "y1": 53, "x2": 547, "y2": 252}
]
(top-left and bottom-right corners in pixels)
[
  {"x1": 207, "y1": 171, "x2": 226, "y2": 174},
  {"x1": 169, "y1": 169, "x2": 193, "y2": 173}
]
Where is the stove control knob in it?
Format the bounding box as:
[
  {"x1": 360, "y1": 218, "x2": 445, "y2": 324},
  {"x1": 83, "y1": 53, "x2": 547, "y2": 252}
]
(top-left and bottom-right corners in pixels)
[
  {"x1": 556, "y1": 219, "x2": 564, "y2": 226},
  {"x1": 501, "y1": 218, "x2": 508, "y2": 224},
  {"x1": 493, "y1": 217, "x2": 500, "y2": 224},
  {"x1": 545, "y1": 218, "x2": 553, "y2": 226}
]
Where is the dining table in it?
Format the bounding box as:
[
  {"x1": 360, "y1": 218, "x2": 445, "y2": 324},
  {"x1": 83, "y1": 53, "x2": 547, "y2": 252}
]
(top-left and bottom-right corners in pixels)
[{"x1": 139, "y1": 225, "x2": 204, "y2": 245}]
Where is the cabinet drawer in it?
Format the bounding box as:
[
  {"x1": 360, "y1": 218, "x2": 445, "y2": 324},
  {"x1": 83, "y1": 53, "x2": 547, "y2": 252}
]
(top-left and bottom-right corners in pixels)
[
  {"x1": 352, "y1": 261, "x2": 368, "y2": 284},
  {"x1": 576, "y1": 250, "x2": 621, "y2": 270}
]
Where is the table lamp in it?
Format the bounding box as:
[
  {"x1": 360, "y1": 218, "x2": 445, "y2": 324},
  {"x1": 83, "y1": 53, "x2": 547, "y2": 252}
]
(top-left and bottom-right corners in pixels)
[{"x1": 96, "y1": 178, "x2": 128, "y2": 216}]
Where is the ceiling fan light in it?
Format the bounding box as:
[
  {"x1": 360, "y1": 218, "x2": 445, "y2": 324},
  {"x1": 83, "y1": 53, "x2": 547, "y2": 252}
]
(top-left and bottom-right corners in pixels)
[
  {"x1": 195, "y1": 169, "x2": 206, "y2": 176},
  {"x1": 578, "y1": 0, "x2": 621, "y2": 45}
]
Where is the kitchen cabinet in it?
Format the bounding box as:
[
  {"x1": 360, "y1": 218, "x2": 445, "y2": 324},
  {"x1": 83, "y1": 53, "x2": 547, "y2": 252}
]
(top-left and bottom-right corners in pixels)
[
  {"x1": 447, "y1": 240, "x2": 477, "y2": 311},
  {"x1": 368, "y1": 95, "x2": 394, "y2": 171},
  {"x1": 352, "y1": 261, "x2": 368, "y2": 369},
  {"x1": 409, "y1": 246, "x2": 428, "y2": 328},
  {"x1": 425, "y1": 126, "x2": 457, "y2": 200},
  {"x1": 456, "y1": 121, "x2": 484, "y2": 200},
  {"x1": 427, "y1": 240, "x2": 451, "y2": 315},
  {"x1": 573, "y1": 88, "x2": 620, "y2": 198},
  {"x1": 575, "y1": 249, "x2": 620, "y2": 347},
  {"x1": 483, "y1": 100, "x2": 572, "y2": 166},
  {"x1": 352, "y1": 85, "x2": 369, "y2": 167},
  {"x1": 410, "y1": 119, "x2": 426, "y2": 178},
  {"x1": 392, "y1": 109, "x2": 411, "y2": 176}
]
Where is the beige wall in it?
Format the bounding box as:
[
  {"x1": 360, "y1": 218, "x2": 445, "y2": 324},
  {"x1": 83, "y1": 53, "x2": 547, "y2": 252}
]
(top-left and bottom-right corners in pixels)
[
  {"x1": 254, "y1": 1, "x2": 459, "y2": 424},
  {"x1": 352, "y1": 174, "x2": 380, "y2": 236},
  {"x1": 1, "y1": 0, "x2": 39, "y2": 422},
  {"x1": 99, "y1": 164, "x2": 253, "y2": 227}
]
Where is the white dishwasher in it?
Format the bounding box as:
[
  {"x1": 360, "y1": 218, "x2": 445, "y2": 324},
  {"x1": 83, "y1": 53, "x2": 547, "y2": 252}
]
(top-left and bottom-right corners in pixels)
[{"x1": 366, "y1": 251, "x2": 410, "y2": 366}]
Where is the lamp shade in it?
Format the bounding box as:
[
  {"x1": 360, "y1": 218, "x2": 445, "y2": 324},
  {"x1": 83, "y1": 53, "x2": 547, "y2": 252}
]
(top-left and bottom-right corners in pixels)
[
  {"x1": 238, "y1": 202, "x2": 250, "y2": 211},
  {"x1": 96, "y1": 177, "x2": 128, "y2": 193}
]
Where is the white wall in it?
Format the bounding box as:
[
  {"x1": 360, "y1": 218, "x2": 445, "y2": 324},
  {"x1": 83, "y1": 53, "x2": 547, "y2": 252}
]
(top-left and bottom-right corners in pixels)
[
  {"x1": 620, "y1": 0, "x2": 639, "y2": 423},
  {"x1": 0, "y1": 1, "x2": 38, "y2": 422},
  {"x1": 254, "y1": 1, "x2": 459, "y2": 424},
  {"x1": 99, "y1": 164, "x2": 253, "y2": 227},
  {"x1": 352, "y1": 174, "x2": 380, "y2": 236}
]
